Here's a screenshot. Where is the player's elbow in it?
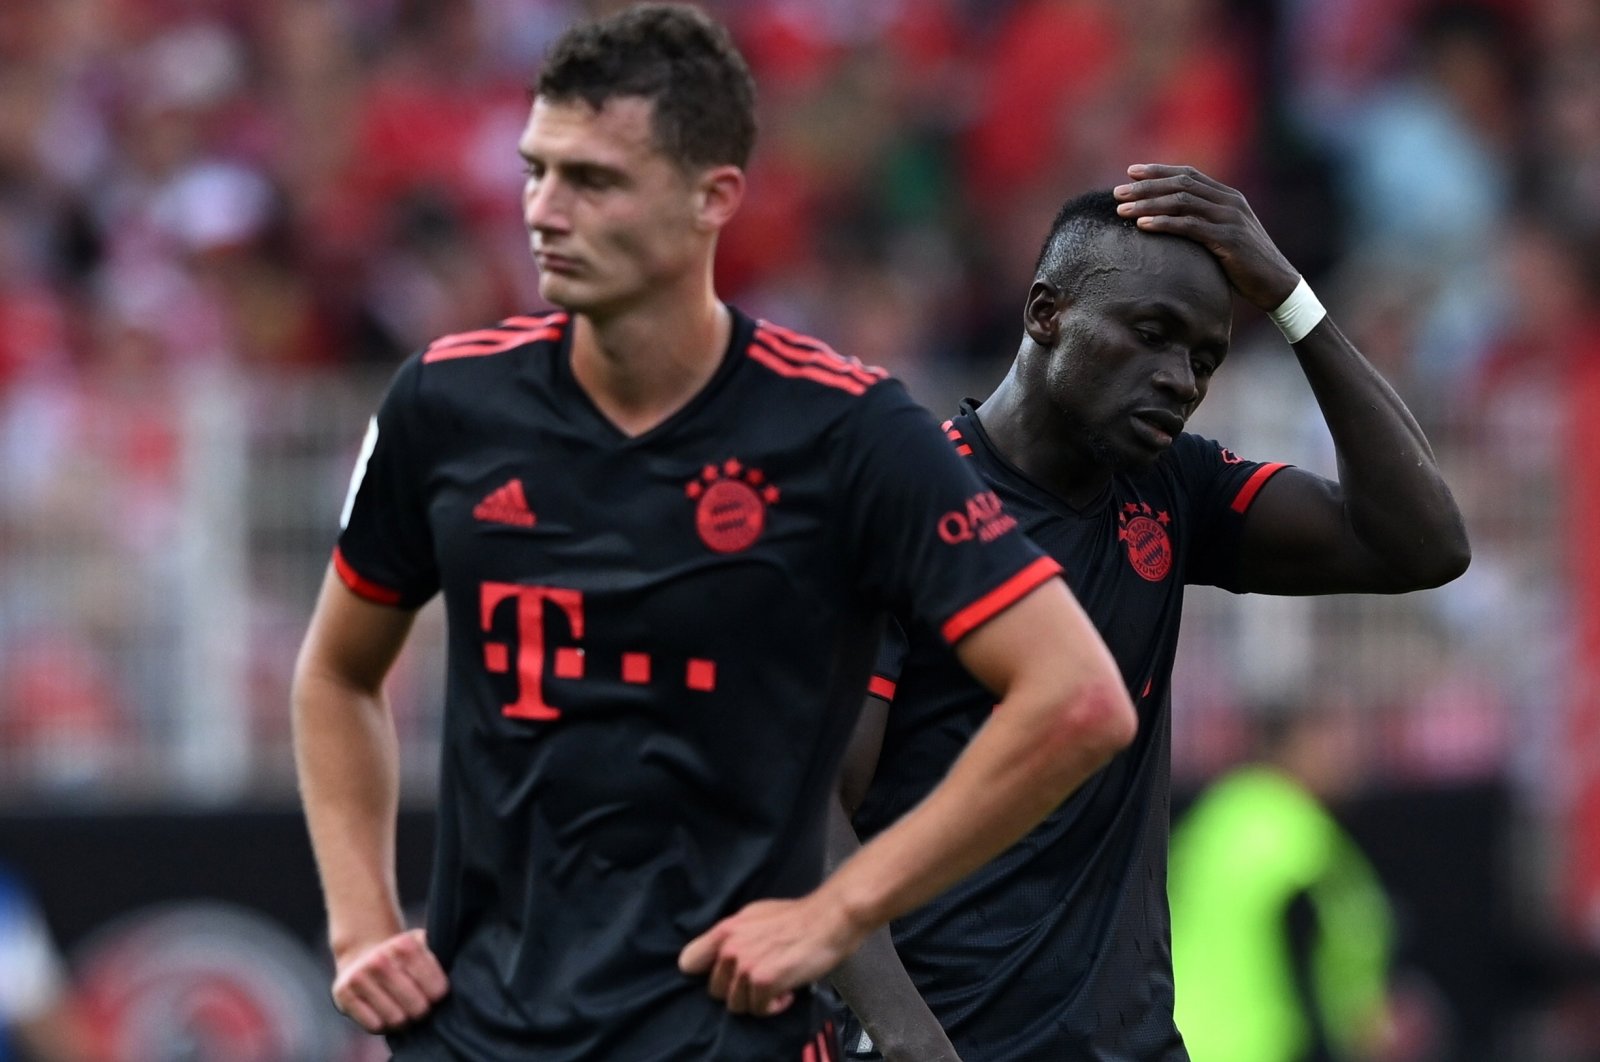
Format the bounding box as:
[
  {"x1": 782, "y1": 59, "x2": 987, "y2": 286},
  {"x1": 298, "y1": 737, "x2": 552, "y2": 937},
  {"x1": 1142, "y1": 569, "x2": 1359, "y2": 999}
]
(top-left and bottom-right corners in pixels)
[
  {"x1": 1402, "y1": 501, "x2": 1473, "y2": 590},
  {"x1": 1052, "y1": 678, "x2": 1137, "y2": 769},
  {"x1": 1014, "y1": 680, "x2": 1135, "y2": 797},
  {"x1": 1416, "y1": 546, "x2": 1470, "y2": 590},
  {"x1": 1429, "y1": 530, "x2": 1472, "y2": 587},
  {"x1": 1393, "y1": 527, "x2": 1472, "y2": 591}
]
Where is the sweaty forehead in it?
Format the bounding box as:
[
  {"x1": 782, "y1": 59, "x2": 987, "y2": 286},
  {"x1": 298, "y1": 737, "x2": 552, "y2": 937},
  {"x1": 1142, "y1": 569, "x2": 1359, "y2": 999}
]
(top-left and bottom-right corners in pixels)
[{"x1": 1086, "y1": 226, "x2": 1231, "y2": 324}]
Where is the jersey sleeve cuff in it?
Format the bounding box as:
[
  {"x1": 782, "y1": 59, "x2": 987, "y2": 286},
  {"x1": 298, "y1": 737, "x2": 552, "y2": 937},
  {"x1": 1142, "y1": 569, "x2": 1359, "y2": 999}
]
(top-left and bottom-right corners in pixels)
[
  {"x1": 939, "y1": 556, "x2": 1063, "y2": 645},
  {"x1": 1229, "y1": 462, "x2": 1290, "y2": 514},
  {"x1": 332, "y1": 545, "x2": 405, "y2": 607}
]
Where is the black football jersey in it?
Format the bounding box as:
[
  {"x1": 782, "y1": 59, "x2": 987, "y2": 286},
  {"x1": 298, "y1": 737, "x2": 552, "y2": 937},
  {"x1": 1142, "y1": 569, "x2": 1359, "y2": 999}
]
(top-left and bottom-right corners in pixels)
[
  {"x1": 849, "y1": 401, "x2": 1288, "y2": 1062},
  {"x1": 334, "y1": 313, "x2": 1059, "y2": 1061}
]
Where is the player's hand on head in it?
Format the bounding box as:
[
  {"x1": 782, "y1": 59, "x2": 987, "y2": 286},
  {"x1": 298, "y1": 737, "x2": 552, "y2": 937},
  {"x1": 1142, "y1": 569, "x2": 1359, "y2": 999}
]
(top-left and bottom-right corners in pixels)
[
  {"x1": 678, "y1": 896, "x2": 861, "y2": 1017},
  {"x1": 1112, "y1": 163, "x2": 1300, "y2": 312},
  {"x1": 331, "y1": 927, "x2": 450, "y2": 1033}
]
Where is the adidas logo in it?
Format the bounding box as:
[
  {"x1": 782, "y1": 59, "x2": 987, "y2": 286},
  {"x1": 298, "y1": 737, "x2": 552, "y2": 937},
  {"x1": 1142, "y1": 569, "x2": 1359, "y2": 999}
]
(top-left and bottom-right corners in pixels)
[{"x1": 473, "y1": 479, "x2": 536, "y2": 528}]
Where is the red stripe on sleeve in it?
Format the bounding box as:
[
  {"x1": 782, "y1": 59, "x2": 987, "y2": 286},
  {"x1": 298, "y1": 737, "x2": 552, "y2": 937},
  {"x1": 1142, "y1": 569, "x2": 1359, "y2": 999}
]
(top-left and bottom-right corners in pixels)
[
  {"x1": 940, "y1": 556, "x2": 1063, "y2": 645},
  {"x1": 1229, "y1": 462, "x2": 1289, "y2": 513},
  {"x1": 332, "y1": 546, "x2": 403, "y2": 606},
  {"x1": 867, "y1": 675, "x2": 897, "y2": 702}
]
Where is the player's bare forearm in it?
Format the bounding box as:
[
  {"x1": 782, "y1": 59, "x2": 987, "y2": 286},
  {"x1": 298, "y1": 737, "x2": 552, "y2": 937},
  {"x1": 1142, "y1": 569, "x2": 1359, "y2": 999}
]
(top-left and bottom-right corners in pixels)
[
  {"x1": 825, "y1": 697, "x2": 958, "y2": 1057},
  {"x1": 1114, "y1": 163, "x2": 1469, "y2": 592},
  {"x1": 294, "y1": 570, "x2": 449, "y2": 1033},
  {"x1": 293, "y1": 664, "x2": 406, "y2": 951},
  {"x1": 1278, "y1": 315, "x2": 1468, "y2": 588},
  {"x1": 680, "y1": 581, "x2": 1131, "y2": 1017},
  {"x1": 292, "y1": 569, "x2": 414, "y2": 955},
  {"x1": 824, "y1": 799, "x2": 962, "y2": 1062},
  {"x1": 814, "y1": 580, "x2": 1132, "y2": 947},
  {"x1": 1222, "y1": 315, "x2": 1470, "y2": 593}
]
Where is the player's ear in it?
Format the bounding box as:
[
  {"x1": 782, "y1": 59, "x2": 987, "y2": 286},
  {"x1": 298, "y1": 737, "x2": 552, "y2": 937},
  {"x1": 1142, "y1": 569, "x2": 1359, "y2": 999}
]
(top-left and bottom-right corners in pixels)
[
  {"x1": 693, "y1": 165, "x2": 744, "y2": 233},
  {"x1": 1024, "y1": 280, "x2": 1064, "y2": 347}
]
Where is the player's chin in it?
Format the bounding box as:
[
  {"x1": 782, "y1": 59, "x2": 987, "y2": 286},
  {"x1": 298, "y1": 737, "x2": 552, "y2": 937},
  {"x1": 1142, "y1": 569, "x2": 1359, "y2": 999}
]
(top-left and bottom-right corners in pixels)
[
  {"x1": 538, "y1": 265, "x2": 611, "y2": 304},
  {"x1": 536, "y1": 274, "x2": 583, "y2": 310},
  {"x1": 540, "y1": 278, "x2": 633, "y2": 321}
]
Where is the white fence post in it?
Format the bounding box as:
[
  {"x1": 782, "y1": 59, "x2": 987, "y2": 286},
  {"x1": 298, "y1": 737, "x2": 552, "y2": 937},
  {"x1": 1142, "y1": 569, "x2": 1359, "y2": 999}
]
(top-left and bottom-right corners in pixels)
[{"x1": 173, "y1": 367, "x2": 251, "y2": 801}]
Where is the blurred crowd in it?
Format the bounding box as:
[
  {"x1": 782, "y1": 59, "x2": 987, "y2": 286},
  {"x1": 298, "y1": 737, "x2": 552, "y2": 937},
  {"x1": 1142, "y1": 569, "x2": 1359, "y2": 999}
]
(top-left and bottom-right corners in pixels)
[
  {"x1": 0, "y1": 0, "x2": 1596, "y2": 833},
  {"x1": 0, "y1": 0, "x2": 1590, "y2": 402}
]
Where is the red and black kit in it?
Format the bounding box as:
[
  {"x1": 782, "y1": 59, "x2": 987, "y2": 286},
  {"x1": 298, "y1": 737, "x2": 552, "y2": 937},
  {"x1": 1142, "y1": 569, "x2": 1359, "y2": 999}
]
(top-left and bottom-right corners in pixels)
[
  {"x1": 847, "y1": 401, "x2": 1287, "y2": 1062},
  {"x1": 335, "y1": 311, "x2": 1057, "y2": 1061}
]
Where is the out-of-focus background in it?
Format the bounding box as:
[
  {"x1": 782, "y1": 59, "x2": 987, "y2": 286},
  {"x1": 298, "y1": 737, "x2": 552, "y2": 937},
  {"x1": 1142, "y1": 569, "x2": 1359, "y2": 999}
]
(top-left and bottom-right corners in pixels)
[{"x1": 0, "y1": 0, "x2": 1595, "y2": 1058}]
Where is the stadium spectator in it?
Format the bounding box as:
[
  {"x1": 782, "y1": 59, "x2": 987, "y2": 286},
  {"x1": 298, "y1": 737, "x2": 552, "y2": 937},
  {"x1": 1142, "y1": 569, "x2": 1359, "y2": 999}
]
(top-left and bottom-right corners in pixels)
[
  {"x1": 1333, "y1": 3, "x2": 1522, "y2": 393},
  {"x1": 1169, "y1": 701, "x2": 1396, "y2": 1062},
  {"x1": 1530, "y1": 0, "x2": 1600, "y2": 237}
]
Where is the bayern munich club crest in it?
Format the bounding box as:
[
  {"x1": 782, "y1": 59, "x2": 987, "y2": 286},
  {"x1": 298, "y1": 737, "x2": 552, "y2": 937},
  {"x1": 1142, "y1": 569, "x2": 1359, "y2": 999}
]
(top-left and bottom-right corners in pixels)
[
  {"x1": 686, "y1": 458, "x2": 779, "y2": 553},
  {"x1": 1119, "y1": 502, "x2": 1173, "y2": 581}
]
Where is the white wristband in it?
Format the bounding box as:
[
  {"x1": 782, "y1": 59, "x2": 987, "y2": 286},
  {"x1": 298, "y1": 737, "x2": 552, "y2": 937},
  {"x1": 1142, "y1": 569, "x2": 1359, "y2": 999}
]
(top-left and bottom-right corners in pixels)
[{"x1": 1269, "y1": 276, "x2": 1326, "y2": 344}]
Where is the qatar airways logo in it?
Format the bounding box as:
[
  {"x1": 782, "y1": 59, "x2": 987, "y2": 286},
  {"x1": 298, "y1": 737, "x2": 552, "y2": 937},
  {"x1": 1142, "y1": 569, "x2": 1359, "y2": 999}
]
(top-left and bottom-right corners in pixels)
[{"x1": 937, "y1": 491, "x2": 1018, "y2": 545}]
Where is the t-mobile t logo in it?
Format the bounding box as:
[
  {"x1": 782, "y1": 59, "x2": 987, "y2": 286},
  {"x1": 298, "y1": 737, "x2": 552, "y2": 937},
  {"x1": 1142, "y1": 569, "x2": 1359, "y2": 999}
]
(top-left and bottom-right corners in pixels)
[{"x1": 480, "y1": 583, "x2": 717, "y2": 720}]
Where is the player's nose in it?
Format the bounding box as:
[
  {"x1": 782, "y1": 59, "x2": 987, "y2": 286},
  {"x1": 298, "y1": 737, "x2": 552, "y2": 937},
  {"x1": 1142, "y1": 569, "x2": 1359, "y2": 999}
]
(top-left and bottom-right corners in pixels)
[
  {"x1": 1152, "y1": 355, "x2": 1198, "y2": 403},
  {"x1": 523, "y1": 176, "x2": 571, "y2": 233}
]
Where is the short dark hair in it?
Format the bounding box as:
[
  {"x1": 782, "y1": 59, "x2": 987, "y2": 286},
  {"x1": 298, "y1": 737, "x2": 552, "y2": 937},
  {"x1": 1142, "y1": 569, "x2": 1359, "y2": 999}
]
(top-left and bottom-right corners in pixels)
[
  {"x1": 1032, "y1": 189, "x2": 1139, "y2": 300},
  {"x1": 536, "y1": 4, "x2": 757, "y2": 170}
]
